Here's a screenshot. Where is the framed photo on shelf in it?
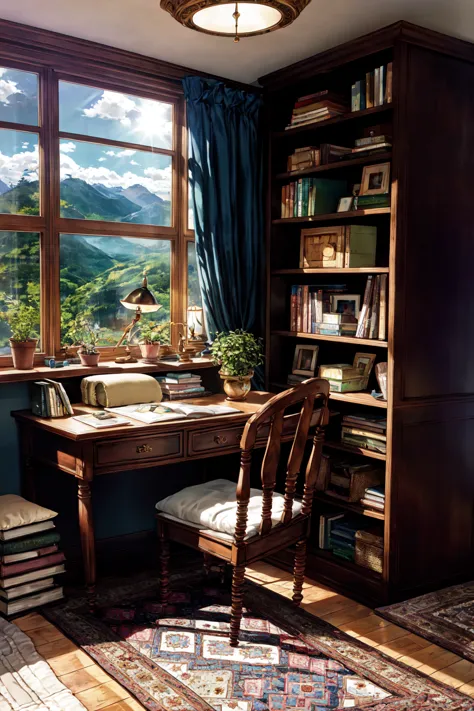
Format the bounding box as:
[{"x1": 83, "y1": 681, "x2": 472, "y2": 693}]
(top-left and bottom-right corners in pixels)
[
  {"x1": 330, "y1": 293, "x2": 361, "y2": 318},
  {"x1": 292, "y1": 344, "x2": 319, "y2": 377},
  {"x1": 299, "y1": 226, "x2": 345, "y2": 269},
  {"x1": 354, "y1": 352, "x2": 377, "y2": 378},
  {"x1": 337, "y1": 197, "x2": 353, "y2": 212},
  {"x1": 360, "y1": 162, "x2": 390, "y2": 195}
]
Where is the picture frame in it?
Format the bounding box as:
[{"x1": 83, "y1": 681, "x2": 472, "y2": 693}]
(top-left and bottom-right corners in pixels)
[
  {"x1": 299, "y1": 226, "x2": 345, "y2": 269},
  {"x1": 330, "y1": 293, "x2": 361, "y2": 318},
  {"x1": 337, "y1": 196, "x2": 353, "y2": 212},
  {"x1": 292, "y1": 344, "x2": 319, "y2": 377},
  {"x1": 353, "y1": 352, "x2": 377, "y2": 378},
  {"x1": 360, "y1": 162, "x2": 390, "y2": 195}
]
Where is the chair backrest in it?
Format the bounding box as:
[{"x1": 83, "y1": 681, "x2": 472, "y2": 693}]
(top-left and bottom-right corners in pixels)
[{"x1": 233, "y1": 378, "x2": 330, "y2": 545}]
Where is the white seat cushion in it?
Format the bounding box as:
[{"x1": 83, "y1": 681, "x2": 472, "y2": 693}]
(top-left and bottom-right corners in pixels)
[{"x1": 156, "y1": 478, "x2": 302, "y2": 540}]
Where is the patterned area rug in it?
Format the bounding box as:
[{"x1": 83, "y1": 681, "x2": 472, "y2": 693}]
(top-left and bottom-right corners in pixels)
[
  {"x1": 0, "y1": 616, "x2": 86, "y2": 710},
  {"x1": 377, "y1": 582, "x2": 474, "y2": 664},
  {"x1": 43, "y1": 571, "x2": 473, "y2": 711}
]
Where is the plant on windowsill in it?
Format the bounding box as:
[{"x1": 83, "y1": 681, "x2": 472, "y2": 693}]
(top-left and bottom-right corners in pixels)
[
  {"x1": 67, "y1": 316, "x2": 101, "y2": 367},
  {"x1": 138, "y1": 320, "x2": 162, "y2": 363},
  {"x1": 210, "y1": 329, "x2": 264, "y2": 401},
  {"x1": 2, "y1": 298, "x2": 39, "y2": 370}
]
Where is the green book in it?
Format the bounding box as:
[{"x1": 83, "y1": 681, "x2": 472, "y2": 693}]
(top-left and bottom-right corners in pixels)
[
  {"x1": 0, "y1": 531, "x2": 60, "y2": 556},
  {"x1": 311, "y1": 178, "x2": 347, "y2": 214}
]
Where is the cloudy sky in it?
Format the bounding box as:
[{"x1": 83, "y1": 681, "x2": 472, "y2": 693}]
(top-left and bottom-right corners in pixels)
[{"x1": 0, "y1": 67, "x2": 172, "y2": 201}]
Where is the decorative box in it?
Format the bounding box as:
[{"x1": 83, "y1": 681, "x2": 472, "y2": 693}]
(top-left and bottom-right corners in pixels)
[
  {"x1": 325, "y1": 462, "x2": 382, "y2": 503},
  {"x1": 355, "y1": 528, "x2": 384, "y2": 573}
]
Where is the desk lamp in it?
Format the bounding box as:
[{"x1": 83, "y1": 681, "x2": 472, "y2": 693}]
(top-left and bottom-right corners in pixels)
[{"x1": 115, "y1": 271, "x2": 161, "y2": 363}]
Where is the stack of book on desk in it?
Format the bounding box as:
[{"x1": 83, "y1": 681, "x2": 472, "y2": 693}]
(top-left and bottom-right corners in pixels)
[
  {"x1": 341, "y1": 412, "x2": 387, "y2": 454},
  {"x1": 361, "y1": 485, "x2": 385, "y2": 513},
  {"x1": 0, "y1": 517, "x2": 65, "y2": 616},
  {"x1": 31, "y1": 379, "x2": 74, "y2": 418},
  {"x1": 157, "y1": 373, "x2": 211, "y2": 400}
]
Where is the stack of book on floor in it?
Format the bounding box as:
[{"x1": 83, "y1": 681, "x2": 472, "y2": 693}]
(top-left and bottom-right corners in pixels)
[
  {"x1": 285, "y1": 90, "x2": 348, "y2": 130},
  {"x1": 356, "y1": 275, "x2": 388, "y2": 340},
  {"x1": 157, "y1": 373, "x2": 211, "y2": 400},
  {"x1": 341, "y1": 412, "x2": 387, "y2": 454},
  {"x1": 361, "y1": 485, "x2": 385, "y2": 513},
  {"x1": 0, "y1": 496, "x2": 65, "y2": 616},
  {"x1": 287, "y1": 146, "x2": 320, "y2": 172},
  {"x1": 31, "y1": 379, "x2": 74, "y2": 418}
]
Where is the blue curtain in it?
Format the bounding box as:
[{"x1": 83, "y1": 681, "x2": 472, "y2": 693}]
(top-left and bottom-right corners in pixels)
[{"x1": 183, "y1": 76, "x2": 264, "y2": 386}]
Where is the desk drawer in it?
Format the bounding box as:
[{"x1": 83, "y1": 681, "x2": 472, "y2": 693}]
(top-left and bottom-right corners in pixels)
[
  {"x1": 188, "y1": 425, "x2": 244, "y2": 455},
  {"x1": 95, "y1": 432, "x2": 183, "y2": 467}
]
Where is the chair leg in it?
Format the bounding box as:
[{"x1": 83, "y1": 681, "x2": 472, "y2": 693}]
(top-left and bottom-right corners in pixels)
[
  {"x1": 230, "y1": 564, "x2": 246, "y2": 647},
  {"x1": 292, "y1": 539, "x2": 307, "y2": 605},
  {"x1": 158, "y1": 522, "x2": 170, "y2": 605}
]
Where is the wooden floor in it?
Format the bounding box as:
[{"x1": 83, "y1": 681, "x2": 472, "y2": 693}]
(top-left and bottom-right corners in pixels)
[{"x1": 12, "y1": 562, "x2": 474, "y2": 710}]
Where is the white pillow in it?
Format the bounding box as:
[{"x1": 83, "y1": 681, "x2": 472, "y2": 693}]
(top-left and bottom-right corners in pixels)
[
  {"x1": 156, "y1": 479, "x2": 301, "y2": 539},
  {"x1": 0, "y1": 495, "x2": 57, "y2": 531}
]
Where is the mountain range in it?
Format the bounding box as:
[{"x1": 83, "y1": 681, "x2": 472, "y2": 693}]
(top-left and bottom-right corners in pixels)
[{"x1": 0, "y1": 177, "x2": 171, "y2": 225}]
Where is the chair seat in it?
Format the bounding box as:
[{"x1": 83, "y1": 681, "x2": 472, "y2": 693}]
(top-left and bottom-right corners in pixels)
[{"x1": 156, "y1": 478, "x2": 302, "y2": 540}]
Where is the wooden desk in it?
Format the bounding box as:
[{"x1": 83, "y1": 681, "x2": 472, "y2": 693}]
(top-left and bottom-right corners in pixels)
[{"x1": 12, "y1": 392, "x2": 290, "y2": 601}]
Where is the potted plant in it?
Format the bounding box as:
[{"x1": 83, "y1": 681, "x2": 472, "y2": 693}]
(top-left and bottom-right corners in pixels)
[
  {"x1": 3, "y1": 299, "x2": 39, "y2": 370},
  {"x1": 72, "y1": 318, "x2": 101, "y2": 366},
  {"x1": 138, "y1": 320, "x2": 162, "y2": 363},
  {"x1": 210, "y1": 329, "x2": 263, "y2": 401}
]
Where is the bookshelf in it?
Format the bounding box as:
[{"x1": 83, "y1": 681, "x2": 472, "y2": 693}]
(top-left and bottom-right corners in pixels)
[{"x1": 260, "y1": 21, "x2": 474, "y2": 605}]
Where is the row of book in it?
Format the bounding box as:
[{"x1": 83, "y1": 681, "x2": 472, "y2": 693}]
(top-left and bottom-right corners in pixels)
[
  {"x1": 0, "y1": 517, "x2": 65, "y2": 616},
  {"x1": 351, "y1": 63, "x2": 393, "y2": 112},
  {"x1": 31, "y1": 379, "x2": 74, "y2": 418},
  {"x1": 156, "y1": 372, "x2": 211, "y2": 400},
  {"x1": 287, "y1": 146, "x2": 320, "y2": 172},
  {"x1": 319, "y1": 512, "x2": 383, "y2": 572},
  {"x1": 356, "y1": 275, "x2": 388, "y2": 340},
  {"x1": 286, "y1": 90, "x2": 347, "y2": 131},
  {"x1": 307, "y1": 136, "x2": 392, "y2": 168},
  {"x1": 280, "y1": 177, "x2": 345, "y2": 219},
  {"x1": 341, "y1": 411, "x2": 387, "y2": 454},
  {"x1": 290, "y1": 283, "x2": 346, "y2": 334}
]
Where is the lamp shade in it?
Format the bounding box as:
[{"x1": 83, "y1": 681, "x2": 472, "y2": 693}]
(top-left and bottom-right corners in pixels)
[
  {"x1": 120, "y1": 273, "x2": 162, "y2": 313},
  {"x1": 187, "y1": 304, "x2": 205, "y2": 338}
]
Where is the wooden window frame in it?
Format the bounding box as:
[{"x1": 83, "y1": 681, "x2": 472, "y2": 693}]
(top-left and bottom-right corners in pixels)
[{"x1": 0, "y1": 55, "x2": 192, "y2": 367}]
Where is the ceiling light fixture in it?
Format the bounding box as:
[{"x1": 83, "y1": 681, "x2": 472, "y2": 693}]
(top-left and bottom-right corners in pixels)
[{"x1": 160, "y1": 0, "x2": 311, "y2": 42}]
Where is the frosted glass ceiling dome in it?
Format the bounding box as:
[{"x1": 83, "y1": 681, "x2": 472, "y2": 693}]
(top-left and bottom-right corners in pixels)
[{"x1": 160, "y1": 0, "x2": 312, "y2": 42}]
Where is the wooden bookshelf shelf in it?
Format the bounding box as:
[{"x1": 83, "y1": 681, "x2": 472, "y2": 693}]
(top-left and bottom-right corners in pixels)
[
  {"x1": 311, "y1": 547, "x2": 383, "y2": 581},
  {"x1": 315, "y1": 491, "x2": 385, "y2": 521},
  {"x1": 272, "y1": 330, "x2": 388, "y2": 348},
  {"x1": 272, "y1": 208, "x2": 391, "y2": 224},
  {"x1": 272, "y1": 267, "x2": 389, "y2": 275},
  {"x1": 323, "y1": 440, "x2": 387, "y2": 461},
  {"x1": 275, "y1": 152, "x2": 392, "y2": 180},
  {"x1": 272, "y1": 104, "x2": 393, "y2": 139},
  {"x1": 270, "y1": 383, "x2": 388, "y2": 409}
]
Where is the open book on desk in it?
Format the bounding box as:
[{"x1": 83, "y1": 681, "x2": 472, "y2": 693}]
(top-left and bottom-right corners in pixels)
[{"x1": 105, "y1": 402, "x2": 239, "y2": 424}]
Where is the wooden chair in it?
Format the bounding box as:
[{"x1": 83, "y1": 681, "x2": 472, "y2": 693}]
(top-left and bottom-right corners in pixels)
[{"x1": 155, "y1": 378, "x2": 330, "y2": 646}]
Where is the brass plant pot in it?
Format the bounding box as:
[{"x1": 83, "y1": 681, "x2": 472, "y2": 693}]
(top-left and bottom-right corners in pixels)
[
  {"x1": 10, "y1": 338, "x2": 37, "y2": 370},
  {"x1": 220, "y1": 369, "x2": 254, "y2": 402}
]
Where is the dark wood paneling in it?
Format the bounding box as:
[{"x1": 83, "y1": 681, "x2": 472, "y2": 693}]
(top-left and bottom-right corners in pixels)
[
  {"x1": 396, "y1": 45, "x2": 474, "y2": 400},
  {"x1": 391, "y1": 401, "x2": 474, "y2": 594}
]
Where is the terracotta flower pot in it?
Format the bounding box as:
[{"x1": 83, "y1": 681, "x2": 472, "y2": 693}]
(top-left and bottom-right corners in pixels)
[
  {"x1": 79, "y1": 352, "x2": 100, "y2": 367},
  {"x1": 10, "y1": 338, "x2": 37, "y2": 370},
  {"x1": 220, "y1": 369, "x2": 254, "y2": 401},
  {"x1": 139, "y1": 342, "x2": 161, "y2": 364}
]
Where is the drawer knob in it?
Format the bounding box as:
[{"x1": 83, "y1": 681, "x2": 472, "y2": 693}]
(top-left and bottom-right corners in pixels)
[
  {"x1": 214, "y1": 435, "x2": 228, "y2": 445},
  {"x1": 136, "y1": 444, "x2": 153, "y2": 453}
]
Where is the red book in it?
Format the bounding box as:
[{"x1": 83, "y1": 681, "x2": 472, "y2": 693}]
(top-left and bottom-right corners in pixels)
[{"x1": 0, "y1": 551, "x2": 65, "y2": 578}]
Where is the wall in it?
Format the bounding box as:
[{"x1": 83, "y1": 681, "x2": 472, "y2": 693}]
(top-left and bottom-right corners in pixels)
[{"x1": 0, "y1": 381, "x2": 199, "y2": 546}]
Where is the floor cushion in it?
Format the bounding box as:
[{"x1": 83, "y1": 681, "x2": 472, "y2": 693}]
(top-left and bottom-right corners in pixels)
[
  {"x1": 0, "y1": 495, "x2": 57, "y2": 531},
  {"x1": 156, "y1": 478, "x2": 302, "y2": 539}
]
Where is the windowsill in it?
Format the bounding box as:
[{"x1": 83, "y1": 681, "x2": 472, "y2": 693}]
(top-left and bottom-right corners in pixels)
[{"x1": 0, "y1": 357, "x2": 217, "y2": 384}]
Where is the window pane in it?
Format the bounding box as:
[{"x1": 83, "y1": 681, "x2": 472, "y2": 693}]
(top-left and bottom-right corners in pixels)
[
  {"x1": 0, "y1": 231, "x2": 41, "y2": 355},
  {"x1": 0, "y1": 130, "x2": 39, "y2": 215},
  {"x1": 60, "y1": 234, "x2": 170, "y2": 347},
  {"x1": 187, "y1": 241, "x2": 202, "y2": 309},
  {"x1": 59, "y1": 139, "x2": 171, "y2": 226},
  {"x1": 0, "y1": 67, "x2": 38, "y2": 126},
  {"x1": 59, "y1": 81, "x2": 173, "y2": 150}
]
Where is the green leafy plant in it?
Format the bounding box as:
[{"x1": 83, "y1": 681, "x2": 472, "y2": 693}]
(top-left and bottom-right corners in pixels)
[
  {"x1": 139, "y1": 319, "x2": 162, "y2": 344},
  {"x1": 64, "y1": 315, "x2": 100, "y2": 355},
  {"x1": 1, "y1": 298, "x2": 39, "y2": 342},
  {"x1": 210, "y1": 329, "x2": 263, "y2": 376}
]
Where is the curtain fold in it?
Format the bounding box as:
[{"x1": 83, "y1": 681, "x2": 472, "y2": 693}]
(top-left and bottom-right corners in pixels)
[{"x1": 183, "y1": 76, "x2": 264, "y2": 386}]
